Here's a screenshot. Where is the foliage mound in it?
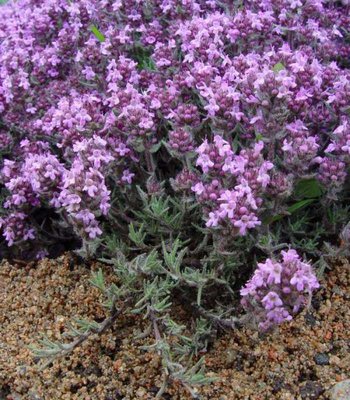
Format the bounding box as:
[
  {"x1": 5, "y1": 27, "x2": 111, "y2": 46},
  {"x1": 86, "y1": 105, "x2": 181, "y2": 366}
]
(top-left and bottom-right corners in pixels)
[{"x1": 1, "y1": 0, "x2": 350, "y2": 396}]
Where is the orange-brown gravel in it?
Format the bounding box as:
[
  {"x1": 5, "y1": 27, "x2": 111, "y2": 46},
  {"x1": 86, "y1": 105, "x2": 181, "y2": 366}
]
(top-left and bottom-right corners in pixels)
[{"x1": 0, "y1": 254, "x2": 349, "y2": 400}]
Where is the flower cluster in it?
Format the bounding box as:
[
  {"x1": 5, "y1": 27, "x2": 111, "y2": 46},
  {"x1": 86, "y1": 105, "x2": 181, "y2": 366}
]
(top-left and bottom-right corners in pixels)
[
  {"x1": 241, "y1": 249, "x2": 320, "y2": 330},
  {"x1": 0, "y1": 0, "x2": 348, "y2": 328},
  {"x1": 0, "y1": 212, "x2": 35, "y2": 246},
  {"x1": 57, "y1": 136, "x2": 114, "y2": 239},
  {"x1": 191, "y1": 137, "x2": 272, "y2": 234}
]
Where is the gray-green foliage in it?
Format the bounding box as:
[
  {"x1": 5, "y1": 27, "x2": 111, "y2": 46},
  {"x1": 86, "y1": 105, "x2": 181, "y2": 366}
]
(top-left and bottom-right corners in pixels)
[{"x1": 31, "y1": 183, "x2": 350, "y2": 398}]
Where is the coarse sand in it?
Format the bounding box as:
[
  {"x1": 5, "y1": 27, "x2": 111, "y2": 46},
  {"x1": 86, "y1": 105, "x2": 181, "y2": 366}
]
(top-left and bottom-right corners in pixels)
[{"x1": 0, "y1": 254, "x2": 349, "y2": 400}]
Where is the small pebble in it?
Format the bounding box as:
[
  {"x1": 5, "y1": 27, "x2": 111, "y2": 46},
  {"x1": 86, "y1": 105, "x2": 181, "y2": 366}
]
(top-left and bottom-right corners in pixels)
[
  {"x1": 300, "y1": 381, "x2": 324, "y2": 399},
  {"x1": 329, "y1": 379, "x2": 350, "y2": 400},
  {"x1": 304, "y1": 312, "x2": 317, "y2": 327},
  {"x1": 314, "y1": 352, "x2": 330, "y2": 366}
]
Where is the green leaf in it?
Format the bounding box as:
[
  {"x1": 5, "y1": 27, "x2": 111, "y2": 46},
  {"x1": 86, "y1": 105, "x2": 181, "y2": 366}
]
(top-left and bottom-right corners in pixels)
[
  {"x1": 272, "y1": 62, "x2": 285, "y2": 73},
  {"x1": 150, "y1": 141, "x2": 163, "y2": 153},
  {"x1": 90, "y1": 25, "x2": 105, "y2": 42},
  {"x1": 128, "y1": 223, "x2": 146, "y2": 246},
  {"x1": 131, "y1": 43, "x2": 157, "y2": 71},
  {"x1": 263, "y1": 214, "x2": 284, "y2": 224},
  {"x1": 287, "y1": 198, "x2": 315, "y2": 214},
  {"x1": 141, "y1": 56, "x2": 157, "y2": 71},
  {"x1": 90, "y1": 268, "x2": 106, "y2": 292},
  {"x1": 294, "y1": 178, "x2": 322, "y2": 199},
  {"x1": 264, "y1": 198, "x2": 316, "y2": 224},
  {"x1": 133, "y1": 138, "x2": 145, "y2": 152},
  {"x1": 255, "y1": 133, "x2": 264, "y2": 141}
]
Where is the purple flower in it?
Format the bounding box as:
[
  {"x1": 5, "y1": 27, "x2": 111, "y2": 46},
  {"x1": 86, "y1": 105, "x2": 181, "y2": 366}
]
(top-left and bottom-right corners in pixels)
[
  {"x1": 191, "y1": 182, "x2": 205, "y2": 196},
  {"x1": 82, "y1": 66, "x2": 96, "y2": 80},
  {"x1": 206, "y1": 211, "x2": 220, "y2": 227},
  {"x1": 259, "y1": 259, "x2": 282, "y2": 284},
  {"x1": 196, "y1": 153, "x2": 214, "y2": 173},
  {"x1": 85, "y1": 223, "x2": 103, "y2": 239},
  {"x1": 241, "y1": 250, "x2": 319, "y2": 330},
  {"x1": 121, "y1": 169, "x2": 135, "y2": 184},
  {"x1": 261, "y1": 292, "x2": 283, "y2": 310},
  {"x1": 0, "y1": 0, "x2": 349, "y2": 259},
  {"x1": 75, "y1": 209, "x2": 96, "y2": 225}
]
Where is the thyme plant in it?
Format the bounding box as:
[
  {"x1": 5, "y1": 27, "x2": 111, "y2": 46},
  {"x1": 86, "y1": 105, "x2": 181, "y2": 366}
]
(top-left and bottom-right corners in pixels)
[{"x1": 0, "y1": 0, "x2": 349, "y2": 396}]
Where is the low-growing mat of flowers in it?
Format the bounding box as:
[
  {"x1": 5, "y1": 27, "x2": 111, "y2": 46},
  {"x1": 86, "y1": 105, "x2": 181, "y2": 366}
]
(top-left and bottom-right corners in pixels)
[{"x1": 1, "y1": 0, "x2": 350, "y2": 395}]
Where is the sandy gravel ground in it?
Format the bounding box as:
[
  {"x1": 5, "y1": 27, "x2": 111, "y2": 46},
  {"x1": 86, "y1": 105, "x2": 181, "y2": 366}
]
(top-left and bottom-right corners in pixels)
[{"x1": 0, "y1": 254, "x2": 349, "y2": 400}]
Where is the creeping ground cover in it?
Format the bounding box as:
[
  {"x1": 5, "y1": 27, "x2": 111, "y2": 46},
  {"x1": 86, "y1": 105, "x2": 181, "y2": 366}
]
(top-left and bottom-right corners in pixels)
[{"x1": 0, "y1": 0, "x2": 350, "y2": 396}]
